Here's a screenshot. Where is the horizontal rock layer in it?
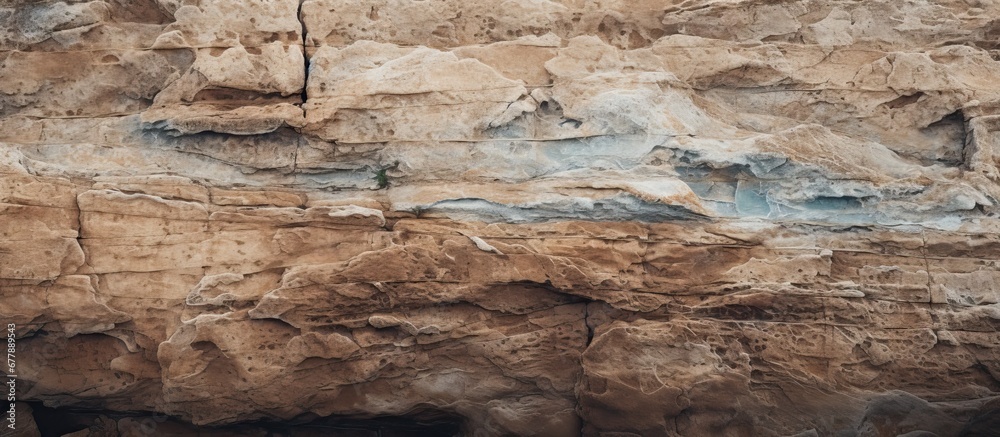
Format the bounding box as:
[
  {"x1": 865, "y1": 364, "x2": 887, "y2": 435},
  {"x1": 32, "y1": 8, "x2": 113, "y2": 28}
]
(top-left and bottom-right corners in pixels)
[{"x1": 2, "y1": 0, "x2": 1000, "y2": 436}]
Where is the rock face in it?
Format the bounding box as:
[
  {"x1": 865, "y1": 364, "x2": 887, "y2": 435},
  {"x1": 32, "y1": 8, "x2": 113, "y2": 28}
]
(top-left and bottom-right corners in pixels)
[{"x1": 2, "y1": 1, "x2": 1000, "y2": 436}]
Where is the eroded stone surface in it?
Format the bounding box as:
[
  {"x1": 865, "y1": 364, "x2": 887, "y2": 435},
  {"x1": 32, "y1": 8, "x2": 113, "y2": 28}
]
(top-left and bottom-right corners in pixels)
[{"x1": 2, "y1": 1, "x2": 1000, "y2": 436}]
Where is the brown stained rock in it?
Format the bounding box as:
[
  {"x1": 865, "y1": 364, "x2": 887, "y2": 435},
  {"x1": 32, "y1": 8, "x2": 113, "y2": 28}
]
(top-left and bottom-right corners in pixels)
[{"x1": 3, "y1": 1, "x2": 1000, "y2": 436}]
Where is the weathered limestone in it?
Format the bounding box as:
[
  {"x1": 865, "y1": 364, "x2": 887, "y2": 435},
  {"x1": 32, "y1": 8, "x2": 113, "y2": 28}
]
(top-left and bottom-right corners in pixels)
[{"x1": 2, "y1": 0, "x2": 1000, "y2": 436}]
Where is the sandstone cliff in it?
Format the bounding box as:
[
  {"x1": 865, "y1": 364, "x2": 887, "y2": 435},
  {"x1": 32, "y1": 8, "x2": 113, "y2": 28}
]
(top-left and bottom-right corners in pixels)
[{"x1": 2, "y1": 1, "x2": 1000, "y2": 436}]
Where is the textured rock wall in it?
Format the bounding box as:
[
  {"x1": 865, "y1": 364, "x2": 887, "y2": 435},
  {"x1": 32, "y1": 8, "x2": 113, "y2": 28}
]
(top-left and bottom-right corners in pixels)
[{"x1": 2, "y1": 1, "x2": 1000, "y2": 436}]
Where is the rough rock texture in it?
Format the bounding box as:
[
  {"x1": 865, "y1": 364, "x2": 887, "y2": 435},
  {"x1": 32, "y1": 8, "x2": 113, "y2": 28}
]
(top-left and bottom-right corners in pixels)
[{"x1": 3, "y1": 1, "x2": 1000, "y2": 436}]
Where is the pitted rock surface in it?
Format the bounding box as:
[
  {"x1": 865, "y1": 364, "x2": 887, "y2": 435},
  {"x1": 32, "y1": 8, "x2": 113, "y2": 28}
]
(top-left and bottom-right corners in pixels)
[{"x1": 2, "y1": 1, "x2": 1000, "y2": 436}]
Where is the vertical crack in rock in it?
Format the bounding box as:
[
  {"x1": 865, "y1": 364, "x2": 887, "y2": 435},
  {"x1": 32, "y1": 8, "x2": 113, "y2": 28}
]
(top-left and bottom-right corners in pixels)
[{"x1": 297, "y1": 0, "x2": 309, "y2": 119}]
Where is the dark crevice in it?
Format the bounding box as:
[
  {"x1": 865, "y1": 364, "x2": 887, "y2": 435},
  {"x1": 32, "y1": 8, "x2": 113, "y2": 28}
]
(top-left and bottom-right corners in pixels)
[
  {"x1": 885, "y1": 91, "x2": 925, "y2": 109},
  {"x1": 922, "y1": 109, "x2": 967, "y2": 167},
  {"x1": 27, "y1": 402, "x2": 463, "y2": 437},
  {"x1": 584, "y1": 302, "x2": 595, "y2": 347},
  {"x1": 298, "y1": 0, "x2": 309, "y2": 120}
]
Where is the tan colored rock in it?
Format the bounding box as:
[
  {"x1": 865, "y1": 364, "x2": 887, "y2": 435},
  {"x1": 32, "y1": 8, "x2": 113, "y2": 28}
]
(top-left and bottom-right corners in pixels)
[
  {"x1": 4, "y1": 0, "x2": 1000, "y2": 436},
  {"x1": 303, "y1": 42, "x2": 528, "y2": 142},
  {"x1": 140, "y1": 103, "x2": 305, "y2": 136}
]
